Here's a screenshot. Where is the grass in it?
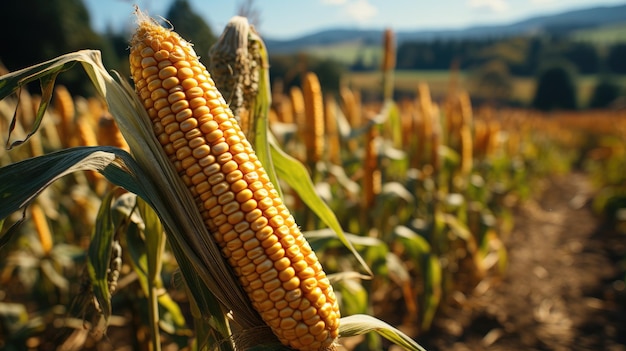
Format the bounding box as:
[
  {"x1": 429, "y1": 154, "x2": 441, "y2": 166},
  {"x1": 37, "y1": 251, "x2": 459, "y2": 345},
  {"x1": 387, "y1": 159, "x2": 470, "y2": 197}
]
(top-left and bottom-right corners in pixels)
[
  {"x1": 571, "y1": 23, "x2": 626, "y2": 45},
  {"x1": 303, "y1": 42, "x2": 381, "y2": 66}
]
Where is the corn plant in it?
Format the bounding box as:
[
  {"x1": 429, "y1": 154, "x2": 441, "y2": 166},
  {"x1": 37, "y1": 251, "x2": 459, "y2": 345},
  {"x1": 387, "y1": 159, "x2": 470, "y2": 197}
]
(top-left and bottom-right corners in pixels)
[{"x1": 0, "y1": 10, "x2": 427, "y2": 351}]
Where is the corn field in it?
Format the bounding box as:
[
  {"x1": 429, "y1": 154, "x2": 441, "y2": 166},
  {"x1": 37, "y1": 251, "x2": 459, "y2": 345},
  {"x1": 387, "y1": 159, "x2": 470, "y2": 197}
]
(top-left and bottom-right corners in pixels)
[{"x1": 1, "y1": 8, "x2": 625, "y2": 351}]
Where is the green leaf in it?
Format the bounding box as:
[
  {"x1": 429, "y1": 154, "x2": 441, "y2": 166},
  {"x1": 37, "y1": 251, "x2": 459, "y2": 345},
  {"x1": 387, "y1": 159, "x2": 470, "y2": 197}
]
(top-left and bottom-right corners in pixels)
[
  {"x1": 385, "y1": 252, "x2": 410, "y2": 287},
  {"x1": 392, "y1": 226, "x2": 432, "y2": 260},
  {"x1": 443, "y1": 213, "x2": 472, "y2": 241},
  {"x1": 305, "y1": 228, "x2": 385, "y2": 249},
  {"x1": 270, "y1": 141, "x2": 372, "y2": 276},
  {"x1": 0, "y1": 58, "x2": 75, "y2": 101},
  {"x1": 88, "y1": 189, "x2": 116, "y2": 322},
  {"x1": 0, "y1": 146, "x2": 119, "y2": 221},
  {"x1": 336, "y1": 279, "x2": 369, "y2": 316},
  {"x1": 339, "y1": 314, "x2": 427, "y2": 351},
  {"x1": 122, "y1": 197, "x2": 165, "y2": 350},
  {"x1": 421, "y1": 255, "x2": 442, "y2": 332},
  {"x1": 0, "y1": 146, "x2": 129, "y2": 250},
  {"x1": 249, "y1": 34, "x2": 282, "y2": 199},
  {"x1": 172, "y1": 244, "x2": 235, "y2": 351},
  {"x1": 137, "y1": 197, "x2": 165, "y2": 283},
  {"x1": 121, "y1": 194, "x2": 190, "y2": 349},
  {"x1": 0, "y1": 59, "x2": 75, "y2": 149}
]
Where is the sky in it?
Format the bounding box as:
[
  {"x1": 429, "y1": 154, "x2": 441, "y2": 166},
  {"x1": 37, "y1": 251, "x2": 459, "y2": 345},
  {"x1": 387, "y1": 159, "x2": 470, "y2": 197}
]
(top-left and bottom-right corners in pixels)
[{"x1": 83, "y1": 0, "x2": 626, "y2": 40}]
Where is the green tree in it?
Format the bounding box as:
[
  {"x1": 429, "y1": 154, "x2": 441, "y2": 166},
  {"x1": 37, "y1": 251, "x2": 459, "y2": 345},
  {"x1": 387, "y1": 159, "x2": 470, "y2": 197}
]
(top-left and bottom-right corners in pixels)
[
  {"x1": 532, "y1": 63, "x2": 578, "y2": 111},
  {"x1": 0, "y1": 0, "x2": 115, "y2": 95},
  {"x1": 607, "y1": 43, "x2": 626, "y2": 74},
  {"x1": 563, "y1": 42, "x2": 600, "y2": 75},
  {"x1": 589, "y1": 79, "x2": 622, "y2": 109},
  {"x1": 471, "y1": 59, "x2": 513, "y2": 104},
  {"x1": 312, "y1": 59, "x2": 345, "y2": 93},
  {"x1": 166, "y1": 0, "x2": 216, "y2": 68}
]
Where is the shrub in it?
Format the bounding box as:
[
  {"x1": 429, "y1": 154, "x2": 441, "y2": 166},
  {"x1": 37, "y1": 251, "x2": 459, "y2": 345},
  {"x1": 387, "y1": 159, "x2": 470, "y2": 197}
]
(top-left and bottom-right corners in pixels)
[{"x1": 532, "y1": 62, "x2": 578, "y2": 111}]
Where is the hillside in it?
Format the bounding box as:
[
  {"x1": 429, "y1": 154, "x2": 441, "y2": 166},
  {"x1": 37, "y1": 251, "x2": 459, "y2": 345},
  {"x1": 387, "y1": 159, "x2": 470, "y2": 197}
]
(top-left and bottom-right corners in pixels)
[{"x1": 265, "y1": 3, "x2": 626, "y2": 54}]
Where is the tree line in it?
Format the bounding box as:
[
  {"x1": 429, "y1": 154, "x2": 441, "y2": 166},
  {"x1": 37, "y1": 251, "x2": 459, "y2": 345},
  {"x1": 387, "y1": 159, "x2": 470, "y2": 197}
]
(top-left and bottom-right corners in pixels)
[
  {"x1": 0, "y1": 0, "x2": 216, "y2": 96},
  {"x1": 380, "y1": 37, "x2": 626, "y2": 76},
  {"x1": 1, "y1": 0, "x2": 623, "y2": 110}
]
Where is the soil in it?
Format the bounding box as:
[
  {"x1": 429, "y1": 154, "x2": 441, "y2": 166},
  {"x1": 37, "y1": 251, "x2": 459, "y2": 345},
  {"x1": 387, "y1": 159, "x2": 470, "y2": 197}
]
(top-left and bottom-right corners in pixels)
[{"x1": 416, "y1": 172, "x2": 626, "y2": 351}]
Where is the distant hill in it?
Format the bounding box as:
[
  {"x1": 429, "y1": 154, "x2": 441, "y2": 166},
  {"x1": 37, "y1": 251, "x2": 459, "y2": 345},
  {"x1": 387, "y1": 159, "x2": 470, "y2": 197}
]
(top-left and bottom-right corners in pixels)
[{"x1": 265, "y1": 3, "x2": 626, "y2": 54}]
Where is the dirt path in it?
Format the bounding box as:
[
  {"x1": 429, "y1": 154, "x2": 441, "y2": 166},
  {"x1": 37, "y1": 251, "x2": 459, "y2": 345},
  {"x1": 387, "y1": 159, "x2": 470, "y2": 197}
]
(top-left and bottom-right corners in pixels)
[{"x1": 419, "y1": 172, "x2": 626, "y2": 351}]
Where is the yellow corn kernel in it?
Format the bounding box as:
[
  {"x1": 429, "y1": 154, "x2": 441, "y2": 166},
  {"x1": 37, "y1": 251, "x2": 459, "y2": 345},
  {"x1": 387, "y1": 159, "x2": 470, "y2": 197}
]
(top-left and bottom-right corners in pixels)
[{"x1": 129, "y1": 15, "x2": 339, "y2": 351}]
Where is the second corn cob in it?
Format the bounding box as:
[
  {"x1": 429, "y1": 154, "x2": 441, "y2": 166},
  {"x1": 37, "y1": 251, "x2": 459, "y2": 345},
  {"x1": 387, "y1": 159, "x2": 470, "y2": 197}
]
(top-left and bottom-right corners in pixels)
[{"x1": 129, "y1": 12, "x2": 340, "y2": 351}]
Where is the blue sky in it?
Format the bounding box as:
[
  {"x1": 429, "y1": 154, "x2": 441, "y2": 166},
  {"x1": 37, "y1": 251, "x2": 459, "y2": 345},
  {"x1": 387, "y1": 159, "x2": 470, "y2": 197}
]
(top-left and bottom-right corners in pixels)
[{"x1": 84, "y1": 0, "x2": 626, "y2": 39}]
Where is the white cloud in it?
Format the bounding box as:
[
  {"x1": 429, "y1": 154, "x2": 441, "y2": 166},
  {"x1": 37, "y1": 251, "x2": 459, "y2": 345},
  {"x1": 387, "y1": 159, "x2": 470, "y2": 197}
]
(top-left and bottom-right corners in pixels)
[
  {"x1": 530, "y1": 0, "x2": 556, "y2": 3},
  {"x1": 343, "y1": 0, "x2": 378, "y2": 23},
  {"x1": 321, "y1": 0, "x2": 349, "y2": 5},
  {"x1": 467, "y1": 0, "x2": 509, "y2": 12}
]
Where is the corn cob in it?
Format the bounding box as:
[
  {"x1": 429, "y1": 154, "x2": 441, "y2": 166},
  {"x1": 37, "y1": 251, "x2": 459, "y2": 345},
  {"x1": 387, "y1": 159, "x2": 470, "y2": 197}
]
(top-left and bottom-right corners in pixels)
[
  {"x1": 289, "y1": 85, "x2": 307, "y2": 161},
  {"x1": 381, "y1": 28, "x2": 396, "y2": 72},
  {"x1": 473, "y1": 119, "x2": 488, "y2": 158},
  {"x1": 75, "y1": 98, "x2": 99, "y2": 148},
  {"x1": 290, "y1": 85, "x2": 305, "y2": 127},
  {"x1": 430, "y1": 104, "x2": 442, "y2": 173},
  {"x1": 339, "y1": 86, "x2": 361, "y2": 130},
  {"x1": 30, "y1": 202, "x2": 53, "y2": 255},
  {"x1": 323, "y1": 94, "x2": 340, "y2": 165},
  {"x1": 74, "y1": 98, "x2": 108, "y2": 191},
  {"x1": 53, "y1": 85, "x2": 76, "y2": 148},
  {"x1": 302, "y1": 72, "x2": 324, "y2": 165},
  {"x1": 108, "y1": 240, "x2": 123, "y2": 294},
  {"x1": 381, "y1": 28, "x2": 396, "y2": 101},
  {"x1": 276, "y1": 95, "x2": 294, "y2": 125},
  {"x1": 97, "y1": 112, "x2": 130, "y2": 152},
  {"x1": 129, "y1": 15, "x2": 339, "y2": 351},
  {"x1": 208, "y1": 16, "x2": 262, "y2": 138},
  {"x1": 339, "y1": 86, "x2": 361, "y2": 154},
  {"x1": 486, "y1": 120, "x2": 501, "y2": 156},
  {"x1": 458, "y1": 92, "x2": 473, "y2": 176},
  {"x1": 414, "y1": 83, "x2": 433, "y2": 169}
]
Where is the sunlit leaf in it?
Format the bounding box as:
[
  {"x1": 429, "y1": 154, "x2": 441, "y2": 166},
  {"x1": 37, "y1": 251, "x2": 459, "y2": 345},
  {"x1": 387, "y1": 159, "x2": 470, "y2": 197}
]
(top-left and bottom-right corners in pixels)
[
  {"x1": 0, "y1": 58, "x2": 75, "y2": 149},
  {"x1": 136, "y1": 197, "x2": 164, "y2": 283},
  {"x1": 443, "y1": 213, "x2": 472, "y2": 241},
  {"x1": 249, "y1": 33, "x2": 282, "y2": 199},
  {"x1": 336, "y1": 279, "x2": 368, "y2": 316},
  {"x1": 385, "y1": 252, "x2": 410, "y2": 286},
  {"x1": 271, "y1": 142, "x2": 372, "y2": 276},
  {"x1": 339, "y1": 314, "x2": 427, "y2": 351},
  {"x1": 393, "y1": 225, "x2": 432, "y2": 259},
  {"x1": 304, "y1": 228, "x2": 384, "y2": 251}
]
